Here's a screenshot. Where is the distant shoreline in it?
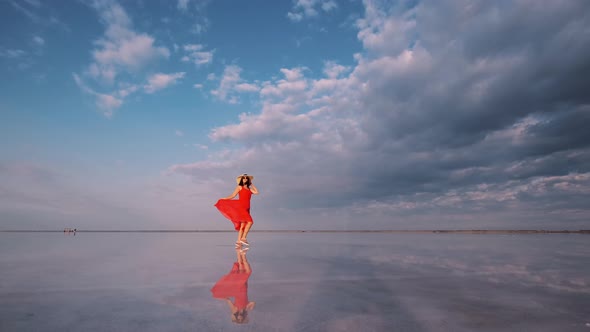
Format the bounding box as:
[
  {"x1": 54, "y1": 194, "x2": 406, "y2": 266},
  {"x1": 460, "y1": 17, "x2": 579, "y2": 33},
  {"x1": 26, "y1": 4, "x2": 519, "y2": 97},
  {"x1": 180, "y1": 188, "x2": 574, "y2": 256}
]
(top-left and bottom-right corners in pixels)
[{"x1": 1, "y1": 229, "x2": 589, "y2": 234}]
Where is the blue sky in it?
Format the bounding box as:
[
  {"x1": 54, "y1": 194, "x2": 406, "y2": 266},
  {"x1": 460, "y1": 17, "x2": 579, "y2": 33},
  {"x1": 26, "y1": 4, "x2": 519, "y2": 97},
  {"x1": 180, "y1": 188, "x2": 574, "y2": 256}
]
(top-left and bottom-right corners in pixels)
[{"x1": 1, "y1": 0, "x2": 589, "y2": 230}]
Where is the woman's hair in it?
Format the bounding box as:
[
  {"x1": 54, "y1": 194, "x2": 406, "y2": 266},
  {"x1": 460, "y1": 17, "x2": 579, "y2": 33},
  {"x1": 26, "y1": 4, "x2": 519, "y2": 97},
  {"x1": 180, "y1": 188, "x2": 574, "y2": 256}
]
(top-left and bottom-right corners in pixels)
[
  {"x1": 232, "y1": 309, "x2": 249, "y2": 324},
  {"x1": 238, "y1": 176, "x2": 251, "y2": 188}
]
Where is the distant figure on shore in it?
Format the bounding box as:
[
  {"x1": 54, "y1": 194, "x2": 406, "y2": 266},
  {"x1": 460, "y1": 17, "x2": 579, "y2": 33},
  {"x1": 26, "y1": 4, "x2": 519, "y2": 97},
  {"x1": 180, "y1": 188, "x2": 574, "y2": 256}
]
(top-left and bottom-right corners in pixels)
[
  {"x1": 215, "y1": 174, "x2": 259, "y2": 247},
  {"x1": 211, "y1": 248, "x2": 255, "y2": 324},
  {"x1": 64, "y1": 228, "x2": 76, "y2": 235}
]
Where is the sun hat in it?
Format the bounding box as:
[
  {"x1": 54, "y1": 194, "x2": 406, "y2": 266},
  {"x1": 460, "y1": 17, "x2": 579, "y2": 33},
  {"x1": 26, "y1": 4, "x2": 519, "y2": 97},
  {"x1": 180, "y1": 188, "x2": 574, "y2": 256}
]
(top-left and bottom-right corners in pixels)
[{"x1": 236, "y1": 173, "x2": 254, "y2": 184}]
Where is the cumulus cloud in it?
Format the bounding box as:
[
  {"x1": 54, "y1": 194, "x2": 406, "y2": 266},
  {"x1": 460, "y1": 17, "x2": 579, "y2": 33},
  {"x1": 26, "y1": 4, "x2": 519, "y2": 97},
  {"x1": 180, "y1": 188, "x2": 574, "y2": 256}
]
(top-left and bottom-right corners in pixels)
[
  {"x1": 259, "y1": 67, "x2": 308, "y2": 99},
  {"x1": 87, "y1": 0, "x2": 169, "y2": 83},
  {"x1": 144, "y1": 72, "x2": 185, "y2": 93},
  {"x1": 210, "y1": 65, "x2": 259, "y2": 103},
  {"x1": 73, "y1": 0, "x2": 173, "y2": 116},
  {"x1": 323, "y1": 60, "x2": 350, "y2": 78},
  {"x1": 170, "y1": 0, "x2": 590, "y2": 228}
]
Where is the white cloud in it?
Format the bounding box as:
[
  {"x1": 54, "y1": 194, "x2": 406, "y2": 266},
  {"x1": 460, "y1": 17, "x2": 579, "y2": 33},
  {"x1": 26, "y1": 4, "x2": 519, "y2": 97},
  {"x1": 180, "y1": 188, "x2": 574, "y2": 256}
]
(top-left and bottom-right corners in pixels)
[
  {"x1": 73, "y1": 0, "x2": 174, "y2": 116},
  {"x1": 166, "y1": 147, "x2": 242, "y2": 175},
  {"x1": 287, "y1": 0, "x2": 338, "y2": 22},
  {"x1": 144, "y1": 72, "x2": 185, "y2": 93},
  {"x1": 0, "y1": 160, "x2": 225, "y2": 230},
  {"x1": 191, "y1": 22, "x2": 209, "y2": 35},
  {"x1": 32, "y1": 35, "x2": 44, "y2": 46},
  {"x1": 213, "y1": 69, "x2": 237, "y2": 96},
  {"x1": 355, "y1": 0, "x2": 417, "y2": 56},
  {"x1": 194, "y1": 144, "x2": 208, "y2": 150},
  {"x1": 323, "y1": 60, "x2": 349, "y2": 78},
  {"x1": 0, "y1": 48, "x2": 26, "y2": 58},
  {"x1": 92, "y1": 34, "x2": 170, "y2": 81},
  {"x1": 207, "y1": 73, "x2": 216, "y2": 80},
  {"x1": 280, "y1": 67, "x2": 305, "y2": 81},
  {"x1": 209, "y1": 66, "x2": 337, "y2": 143},
  {"x1": 7, "y1": 0, "x2": 69, "y2": 31},
  {"x1": 291, "y1": 0, "x2": 318, "y2": 19},
  {"x1": 235, "y1": 83, "x2": 259, "y2": 92},
  {"x1": 174, "y1": 1, "x2": 211, "y2": 34},
  {"x1": 169, "y1": 0, "x2": 590, "y2": 230},
  {"x1": 175, "y1": 130, "x2": 184, "y2": 137},
  {"x1": 193, "y1": 83, "x2": 203, "y2": 89},
  {"x1": 9, "y1": 0, "x2": 40, "y2": 22},
  {"x1": 260, "y1": 67, "x2": 308, "y2": 98},
  {"x1": 287, "y1": 12, "x2": 304, "y2": 22},
  {"x1": 210, "y1": 65, "x2": 258, "y2": 103},
  {"x1": 181, "y1": 43, "x2": 213, "y2": 66},
  {"x1": 88, "y1": 1, "x2": 170, "y2": 83},
  {"x1": 73, "y1": 73, "x2": 122, "y2": 118},
  {"x1": 183, "y1": 44, "x2": 202, "y2": 52},
  {"x1": 321, "y1": 0, "x2": 337, "y2": 12},
  {"x1": 96, "y1": 94, "x2": 122, "y2": 116},
  {"x1": 177, "y1": 0, "x2": 189, "y2": 11},
  {"x1": 117, "y1": 83, "x2": 139, "y2": 98}
]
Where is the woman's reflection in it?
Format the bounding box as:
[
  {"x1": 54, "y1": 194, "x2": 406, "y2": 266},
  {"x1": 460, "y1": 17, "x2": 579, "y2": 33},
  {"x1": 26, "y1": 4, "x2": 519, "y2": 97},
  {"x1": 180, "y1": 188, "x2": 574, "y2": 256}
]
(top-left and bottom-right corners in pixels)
[{"x1": 211, "y1": 248, "x2": 255, "y2": 324}]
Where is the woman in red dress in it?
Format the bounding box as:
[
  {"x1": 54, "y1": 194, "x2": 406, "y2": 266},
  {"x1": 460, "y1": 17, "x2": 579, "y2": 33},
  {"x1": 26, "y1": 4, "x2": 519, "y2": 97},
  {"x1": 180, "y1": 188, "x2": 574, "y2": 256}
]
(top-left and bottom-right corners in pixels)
[
  {"x1": 210, "y1": 248, "x2": 255, "y2": 324},
  {"x1": 215, "y1": 174, "x2": 259, "y2": 247}
]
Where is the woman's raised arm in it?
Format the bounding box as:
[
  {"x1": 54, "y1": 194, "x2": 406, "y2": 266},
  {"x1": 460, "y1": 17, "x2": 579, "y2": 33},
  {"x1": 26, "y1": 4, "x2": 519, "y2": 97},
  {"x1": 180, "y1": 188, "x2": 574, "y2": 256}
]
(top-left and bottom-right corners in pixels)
[{"x1": 250, "y1": 184, "x2": 259, "y2": 195}]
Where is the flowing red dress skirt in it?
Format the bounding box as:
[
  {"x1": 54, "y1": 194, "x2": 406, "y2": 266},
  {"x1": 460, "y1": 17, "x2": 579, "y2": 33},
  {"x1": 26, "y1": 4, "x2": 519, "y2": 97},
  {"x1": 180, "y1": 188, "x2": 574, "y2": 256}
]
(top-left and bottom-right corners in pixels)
[
  {"x1": 215, "y1": 187, "x2": 253, "y2": 231},
  {"x1": 210, "y1": 262, "x2": 251, "y2": 309}
]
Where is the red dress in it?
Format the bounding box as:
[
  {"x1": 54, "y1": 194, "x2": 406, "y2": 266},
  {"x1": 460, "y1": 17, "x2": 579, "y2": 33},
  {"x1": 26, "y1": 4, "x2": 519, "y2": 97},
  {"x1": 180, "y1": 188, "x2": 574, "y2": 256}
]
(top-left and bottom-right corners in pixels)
[
  {"x1": 215, "y1": 187, "x2": 253, "y2": 231},
  {"x1": 210, "y1": 262, "x2": 251, "y2": 309}
]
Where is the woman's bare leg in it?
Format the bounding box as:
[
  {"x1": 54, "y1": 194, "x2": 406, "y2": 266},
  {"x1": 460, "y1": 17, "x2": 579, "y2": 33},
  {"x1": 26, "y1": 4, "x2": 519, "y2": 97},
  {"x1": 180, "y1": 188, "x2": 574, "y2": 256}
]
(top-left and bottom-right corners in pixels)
[
  {"x1": 241, "y1": 251, "x2": 251, "y2": 273},
  {"x1": 237, "y1": 223, "x2": 246, "y2": 244},
  {"x1": 242, "y1": 222, "x2": 253, "y2": 242},
  {"x1": 236, "y1": 247, "x2": 244, "y2": 267}
]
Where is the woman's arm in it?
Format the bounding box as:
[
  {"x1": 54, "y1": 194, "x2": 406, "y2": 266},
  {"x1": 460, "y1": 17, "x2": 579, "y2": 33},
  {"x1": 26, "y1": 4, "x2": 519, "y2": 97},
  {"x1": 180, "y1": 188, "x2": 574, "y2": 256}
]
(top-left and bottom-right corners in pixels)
[
  {"x1": 222, "y1": 186, "x2": 241, "y2": 199},
  {"x1": 250, "y1": 184, "x2": 259, "y2": 195}
]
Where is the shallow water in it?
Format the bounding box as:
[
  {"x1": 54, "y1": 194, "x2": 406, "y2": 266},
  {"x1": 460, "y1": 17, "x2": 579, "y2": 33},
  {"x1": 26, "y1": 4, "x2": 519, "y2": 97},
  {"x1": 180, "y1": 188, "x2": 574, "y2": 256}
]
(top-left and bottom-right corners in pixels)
[{"x1": 1, "y1": 232, "x2": 589, "y2": 331}]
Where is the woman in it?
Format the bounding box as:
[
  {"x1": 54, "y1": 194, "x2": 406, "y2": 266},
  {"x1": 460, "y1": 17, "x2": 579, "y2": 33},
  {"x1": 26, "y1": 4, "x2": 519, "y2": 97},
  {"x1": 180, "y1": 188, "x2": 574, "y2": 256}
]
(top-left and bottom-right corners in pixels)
[
  {"x1": 215, "y1": 174, "x2": 259, "y2": 247},
  {"x1": 210, "y1": 248, "x2": 255, "y2": 324}
]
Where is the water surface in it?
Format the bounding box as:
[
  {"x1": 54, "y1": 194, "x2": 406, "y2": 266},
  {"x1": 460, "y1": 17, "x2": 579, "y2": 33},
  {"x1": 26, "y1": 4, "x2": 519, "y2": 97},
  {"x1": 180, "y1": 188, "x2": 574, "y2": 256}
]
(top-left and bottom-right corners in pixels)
[{"x1": 1, "y1": 233, "x2": 589, "y2": 331}]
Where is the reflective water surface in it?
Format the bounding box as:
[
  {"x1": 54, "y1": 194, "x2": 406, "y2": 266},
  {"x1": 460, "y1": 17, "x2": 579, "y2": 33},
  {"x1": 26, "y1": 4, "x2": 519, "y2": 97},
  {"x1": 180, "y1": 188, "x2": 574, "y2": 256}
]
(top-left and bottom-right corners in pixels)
[{"x1": 1, "y1": 232, "x2": 589, "y2": 331}]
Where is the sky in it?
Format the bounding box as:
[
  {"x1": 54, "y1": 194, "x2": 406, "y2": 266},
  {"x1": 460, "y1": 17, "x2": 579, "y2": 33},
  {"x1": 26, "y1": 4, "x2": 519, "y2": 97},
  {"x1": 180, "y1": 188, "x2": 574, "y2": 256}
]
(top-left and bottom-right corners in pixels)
[{"x1": 1, "y1": 0, "x2": 589, "y2": 230}]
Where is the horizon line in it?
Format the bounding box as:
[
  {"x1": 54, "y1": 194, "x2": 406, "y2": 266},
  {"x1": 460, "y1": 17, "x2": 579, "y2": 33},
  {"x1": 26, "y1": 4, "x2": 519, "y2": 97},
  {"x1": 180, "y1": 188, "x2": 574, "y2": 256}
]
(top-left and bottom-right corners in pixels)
[{"x1": 1, "y1": 229, "x2": 589, "y2": 234}]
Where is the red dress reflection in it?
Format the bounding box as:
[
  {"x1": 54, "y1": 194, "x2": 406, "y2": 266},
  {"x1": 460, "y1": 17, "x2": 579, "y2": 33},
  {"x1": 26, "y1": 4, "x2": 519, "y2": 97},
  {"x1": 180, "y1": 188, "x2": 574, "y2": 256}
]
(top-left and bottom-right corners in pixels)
[
  {"x1": 211, "y1": 249, "x2": 255, "y2": 324},
  {"x1": 211, "y1": 262, "x2": 250, "y2": 308}
]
